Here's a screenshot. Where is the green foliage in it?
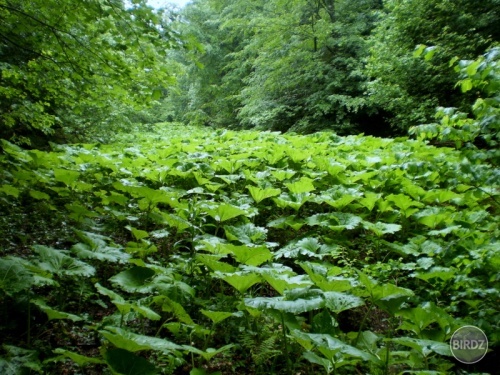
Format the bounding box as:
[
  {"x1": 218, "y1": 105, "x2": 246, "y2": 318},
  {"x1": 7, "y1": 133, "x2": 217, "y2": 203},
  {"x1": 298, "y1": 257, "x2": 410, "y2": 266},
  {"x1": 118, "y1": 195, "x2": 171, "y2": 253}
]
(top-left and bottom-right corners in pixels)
[
  {"x1": 168, "y1": 0, "x2": 382, "y2": 133},
  {"x1": 411, "y1": 47, "x2": 500, "y2": 165},
  {"x1": 366, "y1": 0, "x2": 499, "y2": 131},
  {"x1": 0, "y1": 124, "x2": 498, "y2": 373},
  {"x1": 0, "y1": 0, "x2": 176, "y2": 144}
]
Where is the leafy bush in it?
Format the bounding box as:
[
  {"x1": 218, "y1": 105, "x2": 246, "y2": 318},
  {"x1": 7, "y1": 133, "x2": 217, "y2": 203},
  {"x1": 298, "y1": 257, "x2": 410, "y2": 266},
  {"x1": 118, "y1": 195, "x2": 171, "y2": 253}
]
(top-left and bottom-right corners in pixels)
[{"x1": 411, "y1": 46, "x2": 500, "y2": 165}]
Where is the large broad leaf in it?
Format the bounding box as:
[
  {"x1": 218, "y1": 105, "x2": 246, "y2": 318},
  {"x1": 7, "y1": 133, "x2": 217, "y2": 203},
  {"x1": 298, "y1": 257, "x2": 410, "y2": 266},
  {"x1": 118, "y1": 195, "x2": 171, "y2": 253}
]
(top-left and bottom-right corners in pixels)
[
  {"x1": 206, "y1": 203, "x2": 247, "y2": 222},
  {"x1": 154, "y1": 296, "x2": 194, "y2": 325},
  {"x1": 357, "y1": 271, "x2": 414, "y2": 313},
  {"x1": 186, "y1": 344, "x2": 235, "y2": 361},
  {"x1": 71, "y1": 229, "x2": 130, "y2": 263},
  {"x1": 100, "y1": 327, "x2": 183, "y2": 354},
  {"x1": 267, "y1": 215, "x2": 305, "y2": 230},
  {"x1": 32, "y1": 299, "x2": 83, "y2": 322},
  {"x1": 285, "y1": 177, "x2": 315, "y2": 194},
  {"x1": 262, "y1": 273, "x2": 312, "y2": 295},
  {"x1": 217, "y1": 271, "x2": 262, "y2": 293},
  {"x1": 323, "y1": 292, "x2": 364, "y2": 313},
  {"x1": 0, "y1": 184, "x2": 20, "y2": 198},
  {"x1": 110, "y1": 266, "x2": 156, "y2": 293},
  {"x1": 32, "y1": 245, "x2": 95, "y2": 278},
  {"x1": 105, "y1": 348, "x2": 158, "y2": 375},
  {"x1": 161, "y1": 213, "x2": 192, "y2": 232},
  {"x1": 195, "y1": 254, "x2": 236, "y2": 273},
  {"x1": 224, "y1": 223, "x2": 267, "y2": 244},
  {"x1": 274, "y1": 238, "x2": 337, "y2": 260},
  {"x1": 291, "y1": 331, "x2": 377, "y2": 362},
  {"x1": 413, "y1": 267, "x2": 456, "y2": 282},
  {"x1": 414, "y1": 207, "x2": 453, "y2": 229},
  {"x1": 273, "y1": 192, "x2": 310, "y2": 211},
  {"x1": 72, "y1": 242, "x2": 129, "y2": 264},
  {"x1": 126, "y1": 226, "x2": 149, "y2": 241},
  {"x1": 387, "y1": 194, "x2": 424, "y2": 216},
  {"x1": 362, "y1": 221, "x2": 402, "y2": 237},
  {"x1": 301, "y1": 351, "x2": 333, "y2": 373},
  {"x1": 390, "y1": 337, "x2": 452, "y2": 357},
  {"x1": 299, "y1": 262, "x2": 353, "y2": 292},
  {"x1": 0, "y1": 257, "x2": 35, "y2": 295},
  {"x1": 53, "y1": 348, "x2": 105, "y2": 366},
  {"x1": 53, "y1": 168, "x2": 80, "y2": 186},
  {"x1": 244, "y1": 292, "x2": 325, "y2": 314},
  {"x1": 223, "y1": 244, "x2": 273, "y2": 266},
  {"x1": 270, "y1": 169, "x2": 296, "y2": 181},
  {"x1": 201, "y1": 310, "x2": 234, "y2": 324},
  {"x1": 201, "y1": 240, "x2": 272, "y2": 266},
  {"x1": 246, "y1": 185, "x2": 281, "y2": 203},
  {"x1": 396, "y1": 302, "x2": 454, "y2": 337},
  {"x1": 358, "y1": 192, "x2": 382, "y2": 211},
  {"x1": 95, "y1": 283, "x2": 161, "y2": 320},
  {"x1": 306, "y1": 213, "x2": 362, "y2": 231}
]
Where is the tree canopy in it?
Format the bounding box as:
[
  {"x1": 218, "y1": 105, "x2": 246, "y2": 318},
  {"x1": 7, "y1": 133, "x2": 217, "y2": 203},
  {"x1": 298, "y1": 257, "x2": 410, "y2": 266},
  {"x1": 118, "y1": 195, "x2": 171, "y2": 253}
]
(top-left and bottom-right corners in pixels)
[
  {"x1": 165, "y1": 0, "x2": 499, "y2": 136},
  {"x1": 0, "y1": 0, "x2": 175, "y2": 145}
]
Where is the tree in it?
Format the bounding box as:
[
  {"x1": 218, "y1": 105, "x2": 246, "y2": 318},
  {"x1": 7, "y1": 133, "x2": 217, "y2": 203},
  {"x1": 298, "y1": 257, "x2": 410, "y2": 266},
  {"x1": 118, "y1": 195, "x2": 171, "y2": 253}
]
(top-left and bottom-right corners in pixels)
[
  {"x1": 0, "y1": 0, "x2": 176, "y2": 145},
  {"x1": 169, "y1": 0, "x2": 382, "y2": 133},
  {"x1": 366, "y1": 0, "x2": 500, "y2": 133}
]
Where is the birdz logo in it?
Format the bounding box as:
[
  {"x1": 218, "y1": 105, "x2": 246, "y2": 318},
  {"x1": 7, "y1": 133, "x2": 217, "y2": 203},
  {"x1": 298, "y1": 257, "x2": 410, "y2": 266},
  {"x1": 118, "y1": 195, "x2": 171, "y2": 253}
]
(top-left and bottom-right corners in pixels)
[{"x1": 450, "y1": 326, "x2": 488, "y2": 364}]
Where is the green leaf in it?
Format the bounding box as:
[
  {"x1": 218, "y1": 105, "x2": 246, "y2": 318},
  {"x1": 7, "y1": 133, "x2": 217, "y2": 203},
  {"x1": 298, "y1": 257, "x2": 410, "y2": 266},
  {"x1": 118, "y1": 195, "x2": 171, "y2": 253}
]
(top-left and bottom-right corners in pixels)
[
  {"x1": 267, "y1": 215, "x2": 305, "y2": 230},
  {"x1": 323, "y1": 292, "x2": 364, "y2": 313},
  {"x1": 32, "y1": 299, "x2": 83, "y2": 321},
  {"x1": 299, "y1": 262, "x2": 353, "y2": 292},
  {"x1": 53, "y1": 168, "x2": 80, "y2": 186},
  {"x1": 413, "y1": 267, "x2": 455, "y2": 282},
  {"x1": 224, "y1": 223, "x2": 267, "y2": 244},
  {"x1": 274, "y1": 237, "x2": 327, "y2": 259},
  {"x1": 201, "y1": 310, "x2": 234, "y2": 324},
  {"x1": 0, "y1": 257, "x2": 35, "y2": 295},
  {"x1": 285, "y1": 177, "x2": 315, "y2": 194},
  {"x1": 110, "y1": 266, "x2": 156, "y2": 293},
  {"x1": 245, "y1": 293, "x2": 325, "y2": 314},
  {"x1": 53, "y1": 348, "x2": 105, "y2": 366},
  {"x1": 306, "y1": 213, "x2": 362, "y2": 231},
  {"x1": 72, "y1": 242, "x2": 129, "y2": 264},
  {"x1": 126, "y1": 226, "x2": 149, "y2": 240},
  {"x1": 105, "y1": 348, "x2": 159, "y2": 375},
  {"x1": 156, "y1": 296, "x2": 194, "y2": 324},
  {"x1": 152, "y1": 89, "x2": 162, "y2": 101},
  {"x1": 217, "y1": 271, "x2": 262, "y2": 293},
  {"x1": 460, "y1": 78, "x2": 473, "y2": 93},
  {"x1": 362, "y1": 221, "x2": 402, "y2": 237},
  {"x1": 100, "y1": 327, "x2": 182, "y2": 354},
  {"x1": 29, "y1": 189, "x2": 51, "y2": 200},
  {"x1": 0, "y1": 185, "x2": 20, "y2": 198},
  {"x1": 186, "y1": 344, "x2": 235, "y2": 361},
  {"x1": 291, "y1": 331, "x2": 377, "y2": 362},
  {"x1": 202, "y1": 241, "x2": 272, "y2": 266},
  {"x1": 196, "y1": 254, "x2": 236, "y2": 273},
  {"x1": 390, "y1": 337, "x2": 452, "y2": 357},
  {"x1": 246, "y1": 185, "x2": 281, "y2": 203},
  {"x1": 273, "y1": 192, "x2": 310, "y2": 211},
  {"x1": 206, "y1": 203, "x2": 247, "y2": 222},
  {"x1": 262, "y1": 273, "x2": 312, "y2": 295},
  {"x1": 32, "y1": 245, "x2": 95, "y2": 277}
]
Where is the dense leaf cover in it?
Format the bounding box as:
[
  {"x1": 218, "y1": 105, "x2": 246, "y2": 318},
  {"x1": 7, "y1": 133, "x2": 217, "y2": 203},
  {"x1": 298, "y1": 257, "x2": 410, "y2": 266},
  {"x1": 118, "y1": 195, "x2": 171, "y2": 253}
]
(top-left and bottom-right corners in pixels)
[{"x1": 1, "y1": 124, "x2": 498, "y2": 373}]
